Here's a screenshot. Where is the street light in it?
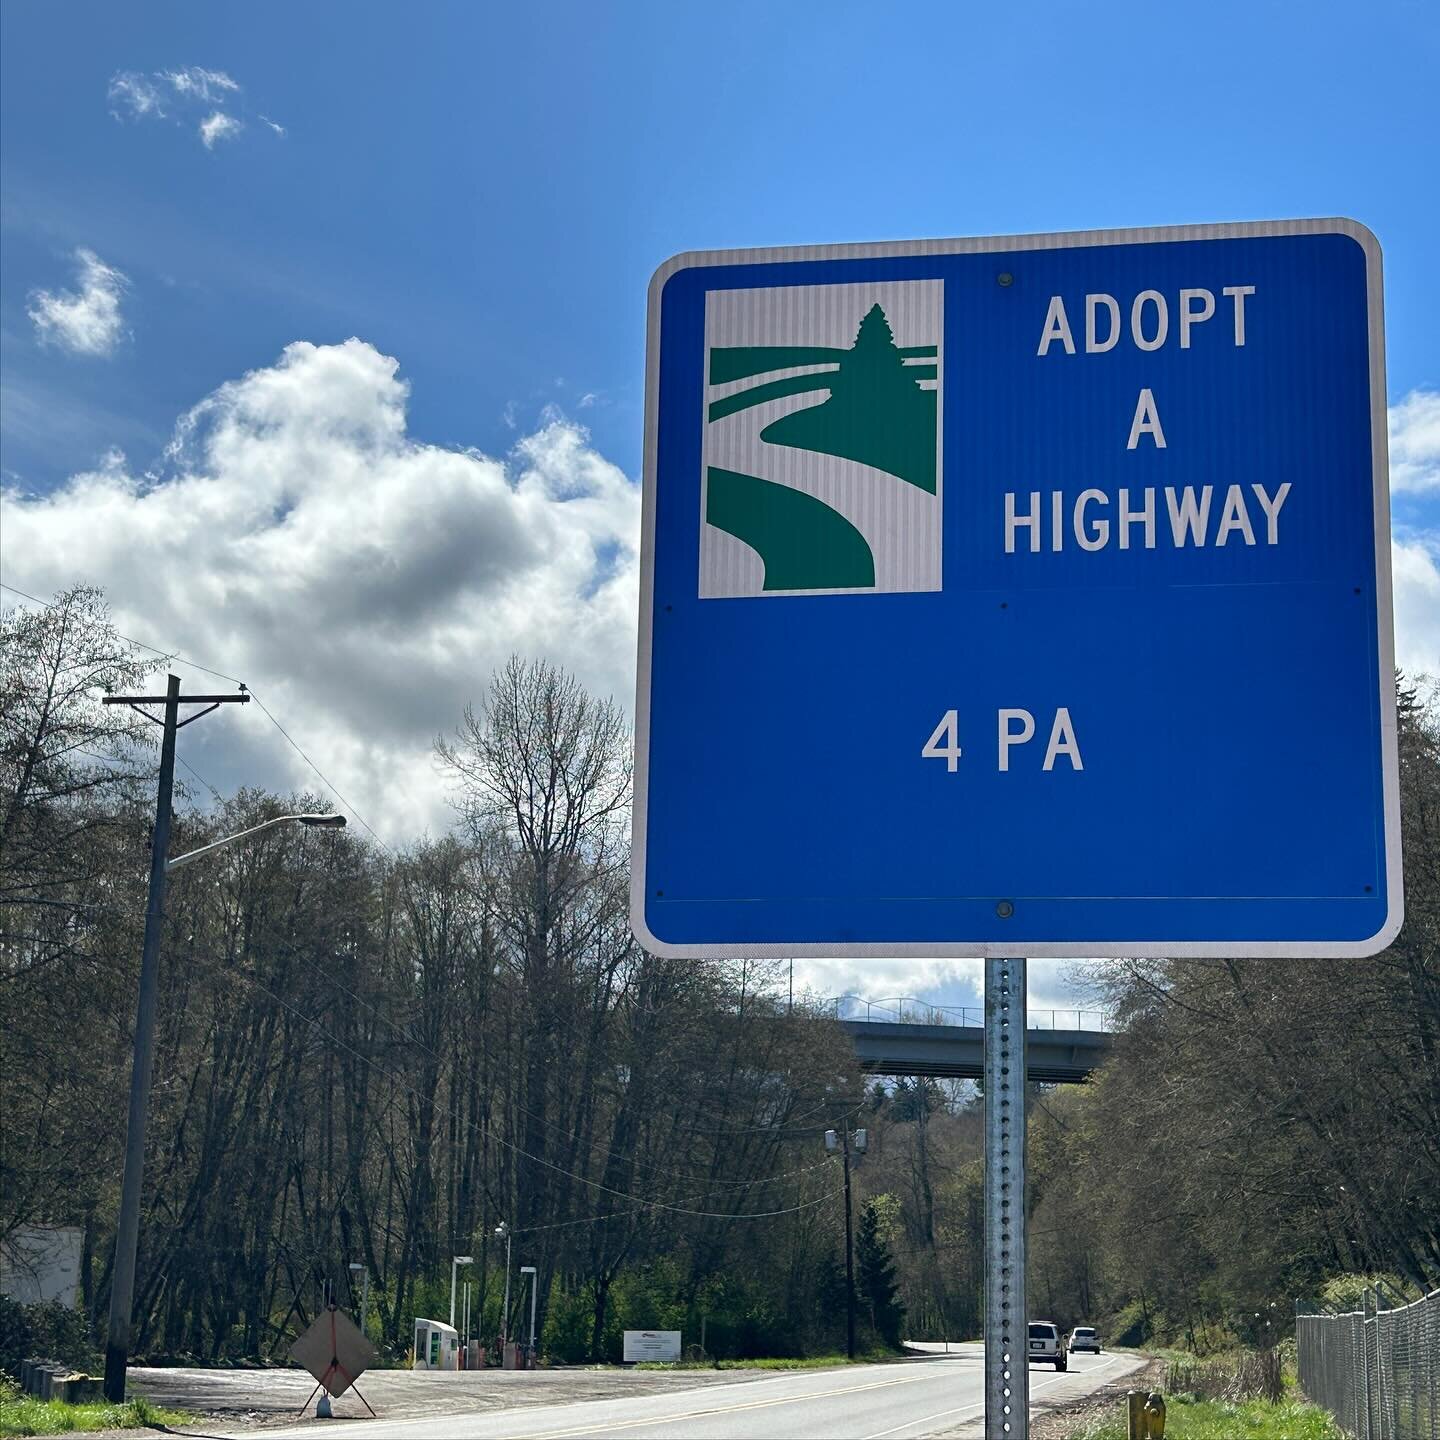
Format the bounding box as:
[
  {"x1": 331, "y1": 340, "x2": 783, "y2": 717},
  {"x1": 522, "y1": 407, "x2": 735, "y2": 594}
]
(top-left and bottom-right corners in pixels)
[
  {"x1": 450, "y1": 1255, "x2": 474, "y2": 1331},
  {"x1": 166, "y1": 813, "x2": 346, "y2": 872},
  {"x1": 495, "y1": 1223, "x2": 512, "y2": 1347},
  {"x1": 348, "y1": 1262, "x2": 369, "y2": 1338},
  {"x1": 520, "y1": 1266, "x2": 538, "y2": 1359},
  {"x1": 100, "y1": 768, "x2": 344, "y2": 1400}
]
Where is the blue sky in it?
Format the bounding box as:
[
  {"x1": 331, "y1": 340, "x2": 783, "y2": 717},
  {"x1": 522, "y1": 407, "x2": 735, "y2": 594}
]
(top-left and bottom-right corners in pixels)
[
  {"x1": 4, "y1": 1, "x2": 1438, "y2": 486},
  {"x1": 3, "y1": 0, "x2": 1438, "y2": 1010}
]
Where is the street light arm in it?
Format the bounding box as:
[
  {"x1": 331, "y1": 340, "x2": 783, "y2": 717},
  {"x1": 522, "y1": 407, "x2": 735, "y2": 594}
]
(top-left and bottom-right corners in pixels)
[{"x1": 166, "y1": 813, "x2": 346, "y2": 873}]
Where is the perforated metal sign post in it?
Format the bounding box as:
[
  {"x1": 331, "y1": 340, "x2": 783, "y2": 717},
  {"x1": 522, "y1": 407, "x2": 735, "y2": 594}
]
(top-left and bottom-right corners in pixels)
[
  {"x1": 632, "y1": 220, "x2": 1399, "y2": 961},
  {"x1": 985, "y1": 959, "x2": 1028, "y2": 1437}
]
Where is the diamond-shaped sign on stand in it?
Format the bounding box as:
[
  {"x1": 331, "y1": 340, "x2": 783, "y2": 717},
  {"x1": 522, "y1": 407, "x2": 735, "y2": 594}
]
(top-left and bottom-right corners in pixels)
[{"x1": 289, "y1": 1303, "x2": 378, "y2": 1417}]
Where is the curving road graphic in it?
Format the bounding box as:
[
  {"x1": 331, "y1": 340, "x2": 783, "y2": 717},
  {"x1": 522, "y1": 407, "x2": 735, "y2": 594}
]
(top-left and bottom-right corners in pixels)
[{"x1": 700, "y1": 303, "x2": 941, "y2": 596}]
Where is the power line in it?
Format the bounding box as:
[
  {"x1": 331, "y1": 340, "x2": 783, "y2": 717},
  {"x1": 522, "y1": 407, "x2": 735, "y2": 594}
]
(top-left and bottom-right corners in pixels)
[
  {"x1": 2, "y1": 582, "x2": 248, "y2": 687},
  {"x1": 10, "y1": 596, "x2": 846, "y2": 1153},
  {"x1": 181, "y1": 879, "x2": 848, "y2": 1191},
  {"x1": 10, "y1": 579, "x2": 859, "y2": 1182},
  {"x1": 245, "y1": 691, "x2": 385, "y2": 845},
  {"x1": 5, "y1": 581, "x2": 389, "y2": 846},
  {"x1": 212, "y1": 946, "x2": 843, "y2": 1224}
]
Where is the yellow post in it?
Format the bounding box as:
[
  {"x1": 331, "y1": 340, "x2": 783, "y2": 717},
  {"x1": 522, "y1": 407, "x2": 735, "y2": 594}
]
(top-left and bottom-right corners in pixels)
[
  {"x1": 1143, "y1": 1391, "x2": 1166, "y2": 1437},
  {"x1": 1127, "y1": 1389, "x2": 1147, "y2": 1439}
]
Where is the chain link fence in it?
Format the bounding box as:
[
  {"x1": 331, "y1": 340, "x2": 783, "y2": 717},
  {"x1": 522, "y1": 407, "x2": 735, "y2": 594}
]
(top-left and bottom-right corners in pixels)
[{"x1": 1297, "y1": 1289, "x2": 1439, "y2": 1439}]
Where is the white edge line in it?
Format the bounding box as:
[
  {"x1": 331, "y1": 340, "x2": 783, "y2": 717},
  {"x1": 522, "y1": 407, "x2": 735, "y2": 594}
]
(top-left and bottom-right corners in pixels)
[
  {"x1": 860, "y1": 1353, "x2": 1130, "y2": 1439},
  {"x1": 631, "y1": 216, "x2": 1402, "y2": 961}
]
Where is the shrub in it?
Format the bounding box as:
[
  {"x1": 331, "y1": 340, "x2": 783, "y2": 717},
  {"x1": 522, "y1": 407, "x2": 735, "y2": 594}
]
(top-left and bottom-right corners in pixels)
[
  {"x1": 0, "y1": 1296, "x2": 97, "y2": 1381},
  {"x1": 543, "y1": 1285, "x2": 596, "y2": 1364},
  {"x1": 1166, "y1": 1346, "x2": 1283, "y2": 1403},
  {"x1": 1318, "y1": 1272, "x2": 1410, "y2": 1313}
]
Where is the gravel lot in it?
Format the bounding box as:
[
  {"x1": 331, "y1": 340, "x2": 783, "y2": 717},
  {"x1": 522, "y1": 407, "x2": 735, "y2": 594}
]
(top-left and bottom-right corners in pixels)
[{"x1": 127, "y1": 1363, "x2": 762, "y2": 1429}]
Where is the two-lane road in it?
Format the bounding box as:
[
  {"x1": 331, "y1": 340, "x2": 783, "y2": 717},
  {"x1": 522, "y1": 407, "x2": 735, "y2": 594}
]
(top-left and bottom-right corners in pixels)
[{"x1": 222, "y1": 1347, "x2": 1144, "y2": 1440}]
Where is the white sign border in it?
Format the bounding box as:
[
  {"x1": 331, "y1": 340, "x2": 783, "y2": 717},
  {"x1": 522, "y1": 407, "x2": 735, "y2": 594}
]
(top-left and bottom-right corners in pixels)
[{"x1": 631, "y1": 218, "x2": 1402, "y2": 961}]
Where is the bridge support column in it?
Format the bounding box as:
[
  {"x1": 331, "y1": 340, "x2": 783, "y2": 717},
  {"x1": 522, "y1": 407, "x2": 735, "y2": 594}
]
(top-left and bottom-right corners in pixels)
[{"x1": 985, "y1": 956, "x2": 1029, "y2": 1439}]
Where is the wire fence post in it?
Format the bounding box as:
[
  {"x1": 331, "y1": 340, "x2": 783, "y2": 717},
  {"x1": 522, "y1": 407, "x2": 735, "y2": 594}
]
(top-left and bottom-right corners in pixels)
[{"x1": 1297, "y1": 1289, "x2": 1438, "y2": 1440}]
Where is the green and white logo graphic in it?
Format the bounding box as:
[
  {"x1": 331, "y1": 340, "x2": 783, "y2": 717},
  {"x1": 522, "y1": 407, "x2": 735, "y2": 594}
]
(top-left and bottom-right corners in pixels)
[{"x1": 700, "y1": 279, "x2": 942, "y2": 597}]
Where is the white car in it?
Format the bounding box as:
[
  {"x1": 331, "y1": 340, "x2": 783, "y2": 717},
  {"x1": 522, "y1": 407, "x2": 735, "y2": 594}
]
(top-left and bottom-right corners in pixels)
[
  {"x1": 1068, "y1": 1326, "x2": 1101, "y2": 1354},
  {"x1": 1027, "y1": 1321, "x2": 1068, "y2": 1370}
]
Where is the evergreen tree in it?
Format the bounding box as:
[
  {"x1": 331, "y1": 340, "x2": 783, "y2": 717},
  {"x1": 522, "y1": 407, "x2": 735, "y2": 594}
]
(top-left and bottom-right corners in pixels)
[
  {"x1": 857, "y1": 1199, "x2": 906, "y2": 1347},
  {"x1": 814, "y1": 1244, "x2": 852, "y2": 1352},
  {"x1": 890, "y1": 1077, "x2": 940, "y2": 1123}
]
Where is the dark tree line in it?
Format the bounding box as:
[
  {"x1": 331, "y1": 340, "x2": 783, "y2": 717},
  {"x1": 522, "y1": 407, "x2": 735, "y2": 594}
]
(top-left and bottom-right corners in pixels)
[
  {"x1": 3, "y1": 587, "x2": 1435, "y2": 1367},
  {"x1": 850, "y1": 676, "x2": 1440, "y2": 1350},
  {"x1": 1, "y1": 589, "x2": 885, "y2": 1365}
]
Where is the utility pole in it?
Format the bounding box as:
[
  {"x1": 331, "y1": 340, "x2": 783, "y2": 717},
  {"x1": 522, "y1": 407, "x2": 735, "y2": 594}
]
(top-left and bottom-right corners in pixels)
[
  {"x1": 101, "y1": 676, "x2": 249, "y2": 1402},
  {"x1": 984, "y1": 956, "x2": 1029, "y2": 1439},
  {"x1": 842, "y1": 1126, "x2": 856, "y2": 1361},
  {"x1": 826, "y1": 1124, "x2": 866, "y2": 1361}
]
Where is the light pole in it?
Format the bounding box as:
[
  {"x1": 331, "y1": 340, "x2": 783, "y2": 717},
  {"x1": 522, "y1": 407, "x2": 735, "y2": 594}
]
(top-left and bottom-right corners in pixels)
[
  {"x1": 825, "y1": 1125, "x2": 867, "y2": 1360},
  {"x1": 165, "y1": 812, "x2": 347, "y2": 872},
  {"x1": 495, "y1": 1223, "x2": 512, "y2": 1346},
  {"x1": 348, "y1": 1262, "x2": 369, "y2": 1338},
  {"x1": 520, "y1": 1265, "x2": 538, "y2": 1360},
  {"x1": 450, "y1": 1255, "x2": 473, "y2": 1331},
  {"x1": 98, "y1": 670, "x2": 337, "y2": 1402}
]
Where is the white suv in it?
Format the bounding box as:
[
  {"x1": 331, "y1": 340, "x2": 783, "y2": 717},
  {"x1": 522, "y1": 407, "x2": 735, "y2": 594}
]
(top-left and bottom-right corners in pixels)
[
  {"x1": 1068, "y1": 1326, "x2": 1100, "y2": 1354},
  {"x1": 1027, "y1": 1321, "x2": 1068, "y2": 1370}
]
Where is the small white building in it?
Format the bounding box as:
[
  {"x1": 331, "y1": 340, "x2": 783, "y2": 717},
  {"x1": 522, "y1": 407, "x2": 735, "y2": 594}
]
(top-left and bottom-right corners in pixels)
[
  {"x1": 0, "y1": 1226, "x2": 82, "y2": 1306},
  {"x1": 412, "y1": 1318, "x2": 458, "y2": 1370}
]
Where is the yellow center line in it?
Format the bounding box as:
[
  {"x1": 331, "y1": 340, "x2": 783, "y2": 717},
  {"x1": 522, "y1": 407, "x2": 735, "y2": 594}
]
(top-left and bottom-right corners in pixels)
[{"x1": 505, "y1": 1371, "x2": 939, "y2": 1439}]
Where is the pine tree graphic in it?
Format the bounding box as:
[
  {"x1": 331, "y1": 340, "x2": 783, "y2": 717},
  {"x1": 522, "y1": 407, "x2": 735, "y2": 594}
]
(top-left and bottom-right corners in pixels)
[{"x1": 760, "y1": 303, "x2": 937, "y2": 493}]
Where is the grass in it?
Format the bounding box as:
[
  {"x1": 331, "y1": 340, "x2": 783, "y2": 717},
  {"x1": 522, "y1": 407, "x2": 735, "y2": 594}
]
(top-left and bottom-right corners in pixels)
[
  {"x1": 0, "y1": 1379, "x2": 196, "y2": 1437},
  {"x1": 1063, "y1": 1394, "x2": 1343, "y2": 1439}
]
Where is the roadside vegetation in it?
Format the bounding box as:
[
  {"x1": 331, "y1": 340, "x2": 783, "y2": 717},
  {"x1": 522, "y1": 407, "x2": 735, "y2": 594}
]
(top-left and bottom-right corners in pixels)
[
  {"x1": 1065, "y1": 1397, "x2": 1342, "y2": 1440},
  {"x1": 2, "y1": 587, "x2": 1436, "y2": 1384},
  {"x1": 1061, "y1": 1345, "x2": 1344, "y2": 1438},
  {"x1": 0, "y1": 588, "x2": 902, "y2": 1370},
  {"x1": 0, "y1": 1377, "x2": 193, "y2": 1438}
]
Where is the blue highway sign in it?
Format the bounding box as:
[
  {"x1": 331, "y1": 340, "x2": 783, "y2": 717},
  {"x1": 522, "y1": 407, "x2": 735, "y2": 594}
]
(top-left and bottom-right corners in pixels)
[{"x1": 632, "y1": 221, "x2": 1400, "y2": 958}]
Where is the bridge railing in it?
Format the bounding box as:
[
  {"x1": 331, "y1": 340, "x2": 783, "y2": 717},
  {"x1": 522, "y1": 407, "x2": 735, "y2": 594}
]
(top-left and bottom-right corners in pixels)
[{"x1": 826, "y1": 993, "x2": 1112, "y2": 1032}]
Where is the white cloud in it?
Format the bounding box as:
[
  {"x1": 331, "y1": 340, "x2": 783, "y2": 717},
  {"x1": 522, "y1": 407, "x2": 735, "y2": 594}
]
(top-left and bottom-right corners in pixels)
[
  {"x1": 1393, "y1": 534, "x2": 1440, "y2": 678},
  {"x1": 164, "y1": 67, "x2": 239, "y2": 103},
  {"x1": 2, "y1": 339, "x2": 640, "y2": 840},
  {"x1": 199, "y1": 112, "x2": 243, "y2": 149},
  {"x1": 1390, "y1": 388, "x2": 1440, "y2": 494},
  {"x1": 3, "y1": 348, "x2": 1433, "y2": 1007},
  {"x1": 108, "y1": 71, "x2": 165, "y2": 119},
  {"x1": 107, "y1": 66, "x2": 279, "y2": 148},
  {"x1": 27, "y1": 249, "x2": 128, "y2": 357}
]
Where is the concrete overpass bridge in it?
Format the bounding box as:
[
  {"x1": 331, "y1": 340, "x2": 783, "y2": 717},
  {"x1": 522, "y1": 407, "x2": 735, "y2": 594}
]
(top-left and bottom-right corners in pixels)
[{"x1": 831, "y1": 996, "x2": 1114, "y2": 1084}]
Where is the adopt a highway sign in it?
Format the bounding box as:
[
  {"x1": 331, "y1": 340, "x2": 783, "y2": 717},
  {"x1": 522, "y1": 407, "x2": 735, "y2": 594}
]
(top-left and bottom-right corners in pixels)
[{"x1": 631, "y1": 220, "x2": 1401, "y2": 960}]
